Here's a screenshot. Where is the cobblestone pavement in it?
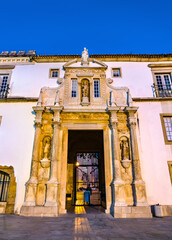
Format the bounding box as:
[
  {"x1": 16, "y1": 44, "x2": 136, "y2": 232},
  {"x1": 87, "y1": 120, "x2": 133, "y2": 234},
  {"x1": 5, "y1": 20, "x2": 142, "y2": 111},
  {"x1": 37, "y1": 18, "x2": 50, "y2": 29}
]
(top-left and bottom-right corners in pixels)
[{"x1": 0, "y1": 206, "x2": 172, "y2": 240}]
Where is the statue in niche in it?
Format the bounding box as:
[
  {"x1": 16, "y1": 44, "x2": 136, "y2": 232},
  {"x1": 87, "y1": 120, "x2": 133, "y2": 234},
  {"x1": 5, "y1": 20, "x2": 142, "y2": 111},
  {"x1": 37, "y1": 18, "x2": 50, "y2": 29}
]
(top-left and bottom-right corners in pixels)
[
  {"x1": 120, "y1": 137, "x2": 130, "y2": 160},
  {"x1": 43, "y1": 136, "x2": 51, "y2": 160},
  {"x1": 40, "y1": 136, "x2": 51, "y2": 169},
  {"x1": 82, "y1": 80, "x2": 89, "y2": 98}
]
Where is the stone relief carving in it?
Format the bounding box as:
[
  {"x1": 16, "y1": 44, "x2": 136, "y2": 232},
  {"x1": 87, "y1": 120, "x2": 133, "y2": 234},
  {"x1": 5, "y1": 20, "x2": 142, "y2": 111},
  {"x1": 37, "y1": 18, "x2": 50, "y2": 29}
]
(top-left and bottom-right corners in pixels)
[{"x1": 61, "y1": 112, "x2": 109, "y2": 121}]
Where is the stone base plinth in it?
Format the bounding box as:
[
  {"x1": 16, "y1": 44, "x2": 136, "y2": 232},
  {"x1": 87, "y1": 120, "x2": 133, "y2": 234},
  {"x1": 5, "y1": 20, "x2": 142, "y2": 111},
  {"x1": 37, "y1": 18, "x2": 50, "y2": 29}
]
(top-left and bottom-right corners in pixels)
[
  {"x1": 20, "y1": 205, "x2": 59, "y2": 217},
  {"x1": 0, "y1": 202, "x2": 7, "y2": 214},
  {"x1": 112, "y1": 206, "x2": 152, "y2": 218},
  {"x1": 153, "y1": 205, "x2": 172, "y2": 217}
]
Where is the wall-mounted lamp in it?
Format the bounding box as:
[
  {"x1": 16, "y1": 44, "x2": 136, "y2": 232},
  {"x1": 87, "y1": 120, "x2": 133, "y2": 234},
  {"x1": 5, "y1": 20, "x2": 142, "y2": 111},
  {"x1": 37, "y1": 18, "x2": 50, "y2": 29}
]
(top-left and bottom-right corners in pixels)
[{"x1": 76, "y1": 161, "x2": 80, "y2": 167}]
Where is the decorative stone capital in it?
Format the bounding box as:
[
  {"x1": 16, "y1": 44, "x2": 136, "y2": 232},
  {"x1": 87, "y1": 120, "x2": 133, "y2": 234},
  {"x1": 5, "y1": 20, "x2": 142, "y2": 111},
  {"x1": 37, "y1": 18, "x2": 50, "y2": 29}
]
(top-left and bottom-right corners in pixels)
[
  {"x1": 108, "y1": 107, "x2": 120, "y2": 128},
  {"x1": 53, "y1": 121, "x2": 61, "y2": 129},
  {"x1": 51, "y1": 106, "x2": 63, "y2": 124},
  {"x1": 128, "y1": 117, "x2": 137, "y2": 126},
  {"x1": 108, "y1": 107, "x2": 120, "y2": 112},
  {"x1": 33, "y1": 106, "x2": 44, "y2": 125},
  {"x1": 125, "y1": 106, "x2": 138, "y2": 114},
  {"x1": 111, "y1": 121, "x2": 118, "y2": 129}
]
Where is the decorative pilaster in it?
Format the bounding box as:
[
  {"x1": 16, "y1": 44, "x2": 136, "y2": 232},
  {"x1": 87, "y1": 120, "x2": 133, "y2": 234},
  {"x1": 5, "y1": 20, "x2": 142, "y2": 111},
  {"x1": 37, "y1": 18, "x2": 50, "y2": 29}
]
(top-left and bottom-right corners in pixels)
[
  {"x1": 45, "y1": 107, "x2": 63, "y2": 208},
  {"x1": 23, "y1": 107, "x2": 44, "y2": 206},
  {"x1": 109, "y1": 107, "x2": 126, "y2": 207},
  {"x1": 126, "y1": 107, "x2": 148, "y2": 206}
]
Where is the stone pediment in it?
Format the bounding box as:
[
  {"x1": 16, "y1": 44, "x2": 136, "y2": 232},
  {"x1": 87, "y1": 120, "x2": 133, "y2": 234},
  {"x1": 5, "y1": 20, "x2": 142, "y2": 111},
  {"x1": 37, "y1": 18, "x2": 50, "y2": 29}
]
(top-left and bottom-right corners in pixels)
[
  {"x1": 63, "y1": 48, "x2": 108, "y2": 69},
  {"x1": 63, "y1": 58, "x2": 107, "y2": 69}
]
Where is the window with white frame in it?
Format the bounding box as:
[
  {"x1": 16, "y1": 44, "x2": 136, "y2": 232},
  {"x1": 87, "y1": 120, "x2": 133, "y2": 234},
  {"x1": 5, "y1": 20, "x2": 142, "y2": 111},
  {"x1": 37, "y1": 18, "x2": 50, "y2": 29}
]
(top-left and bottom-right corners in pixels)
[
  {"x1": 49, "y1": 69, "x2": 59, "y2": 78},
  {"x1": 155, "y1": 74, "x2": 172, "y2": 97},
  {"x1": 160, "y1": 114, "x2": 172, "y2": 144},
  {"x1": 71, "y1": 79, "x2": 77, "y2": 97},
  {"x1": 112, "y1": 68, "x2": 121, "y2": 77},
  {"x1": 94, "y1": 80, "x2": 100, "y2": 97}
]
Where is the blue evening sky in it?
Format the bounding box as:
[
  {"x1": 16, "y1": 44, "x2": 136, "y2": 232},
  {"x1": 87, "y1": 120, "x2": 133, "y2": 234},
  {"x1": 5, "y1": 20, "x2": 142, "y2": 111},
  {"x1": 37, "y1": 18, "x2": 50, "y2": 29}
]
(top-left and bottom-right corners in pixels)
[{"x1": 1, "y1": 0, "x2": 172, "y2": 55}]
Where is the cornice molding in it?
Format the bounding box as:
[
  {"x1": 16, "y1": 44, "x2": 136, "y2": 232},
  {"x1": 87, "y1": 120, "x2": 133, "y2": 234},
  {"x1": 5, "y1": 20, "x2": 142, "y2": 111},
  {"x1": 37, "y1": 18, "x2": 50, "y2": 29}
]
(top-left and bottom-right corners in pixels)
[
  {"x1": 32, "y1": 53, "x2": 172, "y2": 63},
  {"x1": 148, "y1": 63, "x2": 172, "y2": 68}
]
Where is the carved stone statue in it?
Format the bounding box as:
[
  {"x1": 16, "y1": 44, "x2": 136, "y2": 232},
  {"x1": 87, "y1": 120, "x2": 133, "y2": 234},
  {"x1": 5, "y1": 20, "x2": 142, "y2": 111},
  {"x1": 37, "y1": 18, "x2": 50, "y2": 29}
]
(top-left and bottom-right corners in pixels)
[
  {"x1": 43, "y1": 137, "x2": 51, "y2": 159},
  {"x1": 82, "y1": 48, "x2": 88, "y2": 65},
  {"x1": 81, "y1": 79, "x2": 89, "y2": 106},
  {"x1": 82, "y1": 80, "x2": 89, "y2": 98},
  {"x1": 120, "y1": 137, "x2": 130, "y2": 160}
]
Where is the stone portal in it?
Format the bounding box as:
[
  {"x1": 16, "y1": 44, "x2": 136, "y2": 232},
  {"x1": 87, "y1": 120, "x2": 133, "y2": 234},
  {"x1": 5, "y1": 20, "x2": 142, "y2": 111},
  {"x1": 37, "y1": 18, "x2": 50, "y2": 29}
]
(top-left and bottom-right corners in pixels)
[{"x1": 20, "y1": 48, "x2": 152, "y2": 218}]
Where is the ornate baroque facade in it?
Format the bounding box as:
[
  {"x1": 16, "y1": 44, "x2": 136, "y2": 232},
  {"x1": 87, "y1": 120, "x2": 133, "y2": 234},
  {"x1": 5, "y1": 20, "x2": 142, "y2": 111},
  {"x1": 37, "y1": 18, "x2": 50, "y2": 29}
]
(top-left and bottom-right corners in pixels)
[{"x1": 0, "y1": 49, "x2": 172, "y2": 217}]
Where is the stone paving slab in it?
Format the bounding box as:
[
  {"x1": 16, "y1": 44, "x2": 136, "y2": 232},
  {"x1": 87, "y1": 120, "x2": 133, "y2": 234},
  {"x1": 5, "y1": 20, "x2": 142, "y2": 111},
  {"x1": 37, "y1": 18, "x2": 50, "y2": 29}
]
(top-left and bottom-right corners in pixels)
[{"x1": 0, "y1": 211, "x2": 172, "y2": 240}]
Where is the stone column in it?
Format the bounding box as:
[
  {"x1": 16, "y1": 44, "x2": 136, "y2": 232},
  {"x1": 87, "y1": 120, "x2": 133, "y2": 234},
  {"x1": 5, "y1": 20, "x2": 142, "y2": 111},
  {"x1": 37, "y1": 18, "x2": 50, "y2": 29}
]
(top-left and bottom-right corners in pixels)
[
  {"x1": 23, "y1": 107, "x2": 44, "y2": 206},
  {"x1": 103, "y1": 126, "x2": 113, "y2": 214},
  {"x1": 126, "y1": 107, "x2": 148, "y2": 206},
  {"x1": 109, "y1": 107, "x2": 126, "y2": 207},
  {"x1": 45, "y1": 107, "x2": 63, "y2": 208},
  {"x1": 59, "y1": 128, "x2": 68, "y2": 214}
]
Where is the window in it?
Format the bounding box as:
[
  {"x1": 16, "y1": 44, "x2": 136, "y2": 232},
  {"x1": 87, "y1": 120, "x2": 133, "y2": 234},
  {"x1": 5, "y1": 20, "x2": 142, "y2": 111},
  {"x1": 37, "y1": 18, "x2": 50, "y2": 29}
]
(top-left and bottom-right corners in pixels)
[
  {"x1": 49, "y1": 69, "x2": 59, "y2": 78},
  {"x1": 112, "y1": 68, "x2": 121, "y2": 77},
  {"x1": 155, "y1": 74, "x2": 172, "y2": 97},
  {"x1": 0, "y1": 74, "x2": 9, "y2": 99},
  {"x1": 160, "y1": 114, "x2": 172, "y2": 144},
  {"x1": 0, "y1": 171, "x2": 10, "y2": 202},
  {"x1": 71, "y1": 79, "x2": 77, "y2": 97},
  {"x1": 94, "y1": 80, "x2": 100, "y2": 97}
]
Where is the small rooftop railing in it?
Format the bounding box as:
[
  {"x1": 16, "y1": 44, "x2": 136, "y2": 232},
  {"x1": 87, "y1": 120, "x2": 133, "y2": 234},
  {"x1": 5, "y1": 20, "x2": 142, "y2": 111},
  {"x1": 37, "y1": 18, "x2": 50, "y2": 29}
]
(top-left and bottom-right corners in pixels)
[
  {"x1": 0, "y1": 85, "x2": 10, "y2": 99},
  {"x1": 152, "y1": 84, "x2": 172, "y2": 98}
]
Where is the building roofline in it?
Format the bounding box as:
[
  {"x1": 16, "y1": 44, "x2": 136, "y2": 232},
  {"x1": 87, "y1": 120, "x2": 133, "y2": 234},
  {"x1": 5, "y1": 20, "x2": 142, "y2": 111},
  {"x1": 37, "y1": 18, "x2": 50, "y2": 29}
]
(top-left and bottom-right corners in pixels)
[
  {"x1": 1, "y1": 52, "x2": 172, "y2": 63},
  {"x1": 32, "y1": 53, "x2": 172, "y2": 62}
]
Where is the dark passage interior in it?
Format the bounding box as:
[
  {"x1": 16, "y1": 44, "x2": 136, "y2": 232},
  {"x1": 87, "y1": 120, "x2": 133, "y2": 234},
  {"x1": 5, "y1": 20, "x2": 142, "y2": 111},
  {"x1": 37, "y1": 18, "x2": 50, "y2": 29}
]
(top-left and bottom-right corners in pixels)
[{"x1": 66, "y1": 130, "x2": 106, "y2": 210}]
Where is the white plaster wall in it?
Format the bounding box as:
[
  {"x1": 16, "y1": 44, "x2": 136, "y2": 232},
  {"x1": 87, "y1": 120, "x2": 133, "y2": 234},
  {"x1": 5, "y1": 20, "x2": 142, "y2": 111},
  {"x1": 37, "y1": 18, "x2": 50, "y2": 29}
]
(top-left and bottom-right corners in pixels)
[
  {"x1": 10, "y1": 63, "x2": 65, "y2": 98},
  {"x1": 134, "y1": 100, "x2": 172, "y2": 205},
  {"x1": 105, "y1": 61, "x2": 172, "y2": 98},
  {"x1": 0, "y1": 102, "x2": 36, "y2": 213},
  {"x1": 8, "y1": 60, "x2": 172, "y2": 99}
]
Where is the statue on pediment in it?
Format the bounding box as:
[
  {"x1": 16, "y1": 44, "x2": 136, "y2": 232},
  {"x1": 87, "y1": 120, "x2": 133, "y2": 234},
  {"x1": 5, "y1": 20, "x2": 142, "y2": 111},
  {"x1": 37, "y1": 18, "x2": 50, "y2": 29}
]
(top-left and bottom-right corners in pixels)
[{"x1": 82, "y1": 48, "x2": 89, "y2": 65}]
